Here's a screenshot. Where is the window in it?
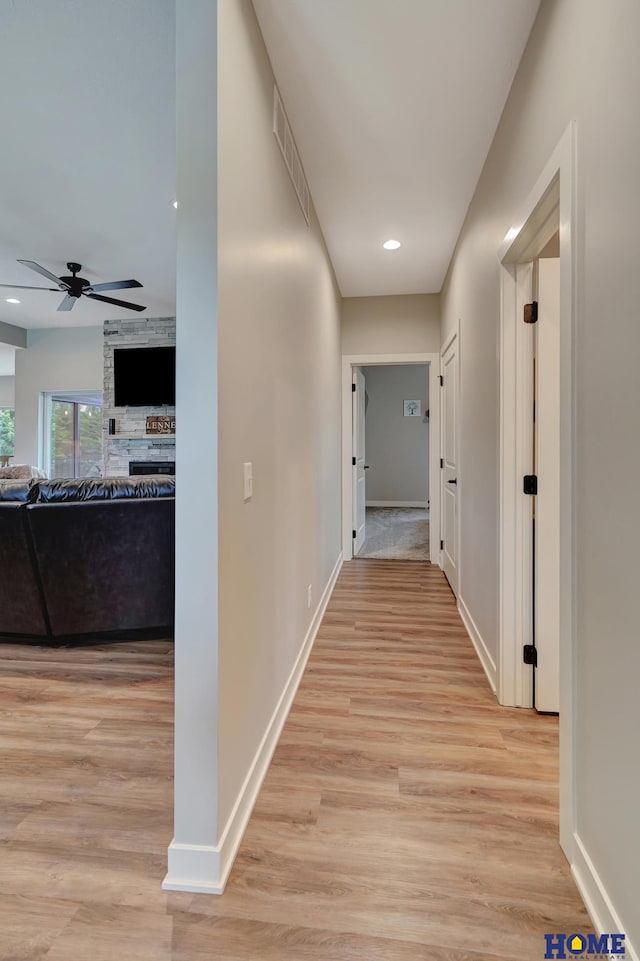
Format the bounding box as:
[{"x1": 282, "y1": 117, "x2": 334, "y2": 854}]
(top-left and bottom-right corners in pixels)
[
  {"x1": 0, "y1": 408, "x2": 15, "y2": 457},
  {"x1": 44, "y1": 392, "x2": 103, "y2": 479}
]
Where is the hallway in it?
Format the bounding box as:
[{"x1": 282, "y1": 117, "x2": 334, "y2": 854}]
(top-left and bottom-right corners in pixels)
[
  {"x1": 176, "y1": 560, "x2": 592, "y2": 958},
  {"x1": 0, "y1": 561, "x2": 592, "y2": 959}
]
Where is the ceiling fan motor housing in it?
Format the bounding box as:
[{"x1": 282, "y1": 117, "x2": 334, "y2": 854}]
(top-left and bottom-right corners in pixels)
[{"x1": 60, "y1": 263, "x2": 90, "y2": 297}]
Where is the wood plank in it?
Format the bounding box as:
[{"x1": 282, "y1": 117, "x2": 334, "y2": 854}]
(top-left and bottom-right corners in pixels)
[{"x1": 0, "y1": 562, "x2": 592, "y2": 960}]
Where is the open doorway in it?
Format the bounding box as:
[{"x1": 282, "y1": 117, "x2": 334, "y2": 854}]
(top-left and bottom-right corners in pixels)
[
  {"x1": 500, "y1": 208, "x2": 561, "y2": 715},
  {"x1": 498, "y1": 122, "x2": 576, "y2": 859},
  {"x1": 355, "y1": 364, "x2": 430, "y2": 560},
  {"x1": 342, "y1": 352, "x2": 440, "y2": 564}
]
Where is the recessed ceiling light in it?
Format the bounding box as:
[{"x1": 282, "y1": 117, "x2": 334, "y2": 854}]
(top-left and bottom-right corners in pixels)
[
  {"x1": 5, "y1": 297, "x2": 20, "y2": 304},
  {"x1": 173, "y1": 200, "x2": 178, "y2": 208},
  {"x1": 383, "y1": 239, "x2": 401, "y2": 250}
]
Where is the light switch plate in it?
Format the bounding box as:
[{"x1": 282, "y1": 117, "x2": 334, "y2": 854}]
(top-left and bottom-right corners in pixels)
[{"x1": 243, "y1": 462, "x2": 253, "y2": 501}]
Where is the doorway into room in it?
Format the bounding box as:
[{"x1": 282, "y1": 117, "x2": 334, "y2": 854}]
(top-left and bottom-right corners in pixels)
[
  {"x1": 497, "y1": 122, "x2": 576, "y2": 859},
  {"x1": 500, "y1": 212, "x2": 561, "y2": 716},
  {"x1": 355, "y1": 363, "x2": 430, "y2": 560},
  {"x1": 342, "y1": 352, "x2": 440, "y2": 564}
]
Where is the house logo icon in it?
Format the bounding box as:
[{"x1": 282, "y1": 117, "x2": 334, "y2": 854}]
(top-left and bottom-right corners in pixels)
[{"x1": 543, "y1": 931, "x2": 626, "y2": 959}]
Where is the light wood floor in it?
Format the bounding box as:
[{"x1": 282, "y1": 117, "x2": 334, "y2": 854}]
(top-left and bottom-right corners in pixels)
[{"x1": 0, "y1": 560, "x2": 592, "y2": 960}]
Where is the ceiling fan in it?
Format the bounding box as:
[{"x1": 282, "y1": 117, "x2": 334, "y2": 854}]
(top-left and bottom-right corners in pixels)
[{"x1": 0, "y1": 260, "x2": 146, "y2": 312}]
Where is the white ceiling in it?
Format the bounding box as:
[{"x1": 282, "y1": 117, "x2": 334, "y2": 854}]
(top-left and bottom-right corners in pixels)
[
  {"x1": 0, "y1": 0, "x2": 540, "y2": 339},
  {"x1": 0, "y1": 0, "x2": 175, "y2": 331},
  {"x1": 252, "y1": 0, "x2": 541, "y2": 296}
]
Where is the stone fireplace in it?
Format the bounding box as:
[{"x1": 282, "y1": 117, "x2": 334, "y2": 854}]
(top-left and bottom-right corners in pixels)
[{"x1": 103, "y1": 317, "x2": 176, "y2": 476}]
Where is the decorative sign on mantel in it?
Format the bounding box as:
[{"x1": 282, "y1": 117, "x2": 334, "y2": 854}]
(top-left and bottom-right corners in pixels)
[{"x1": 146, "y1": 415, "x2": 176, "y2": 435}]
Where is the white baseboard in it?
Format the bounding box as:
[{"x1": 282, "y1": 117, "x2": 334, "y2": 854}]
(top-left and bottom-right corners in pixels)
[
  {"x1": 457, "y1": 594, "x2": 497, "y2": 693},
  {"x1": 366, "y1": 500, "x2": 428, "y2": 509},
  {"x1": 163, "y1": 843, "x2": 223, "y2": 895},
  {"x1": 572, "y1": 833, "x2": 637, "y2": 961},
  {"x1": 162, "y1": 551, "x2": 344, "y2": 896}
]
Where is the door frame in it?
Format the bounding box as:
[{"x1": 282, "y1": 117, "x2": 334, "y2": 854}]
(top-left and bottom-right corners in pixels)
[
  {"x1": 352, "y1": 367, "x2": 367, "y2": 554},
  {"x1": 439, "y1": 323, "x2": 461, "y2": 598},
  {"x1": 497, "y1": 121, "x2": 577, "y2": 858},
  {"x1": 341, "y1": 353, "x2": 441, "y2": 562}
]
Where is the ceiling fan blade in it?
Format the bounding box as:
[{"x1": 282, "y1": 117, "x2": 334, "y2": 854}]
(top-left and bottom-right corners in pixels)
[
  {"x1": 87, "y1": 279, "x2": 143, "y2": 293},
  {"x1": 17, "y1": 259, "x2": 68, "y2": 288},
  {"x1": 57, "y1": 295, "x2": 76, "y2": 311},
  {"x1": 0, "y1": 282, "x2": 59, "y2": 290},
  {"x1": 85, "y1": 292, "x2": 146, "y2": 312}
]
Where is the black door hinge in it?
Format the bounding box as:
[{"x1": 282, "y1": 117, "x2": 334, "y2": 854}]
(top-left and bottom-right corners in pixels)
[
  {"x1": 352, "y1": 530, "x2": 356, "y2": 539},
  {"x1": 440, "y1": 539, "x2": 444, "y2": 550},
  {"x1": 352, "y1": 383, "x2": 356, "y2": 392},
  {"x1": 440, "y1": 458, "x2": 444, "y2": 469},
  {"x1": 524, "y1": 301, "x2": 538, "y2": 324},
  {"x1": 352, "y1": 456, "x2": 356, "y2": 466},
  {"x1": 439, "y1": 375, "x2": 444, "y2": 387},
  {"x1": 523, "y1": 474, "x2": 538, "y2": 495},
  {"x1": 523, "y1": 644, "x2": 537, "y2": 666}
]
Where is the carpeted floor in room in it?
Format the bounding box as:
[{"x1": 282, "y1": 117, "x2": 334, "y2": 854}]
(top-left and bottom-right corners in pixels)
[{"x1": 357, "y1": 506, "x2": 430, "y2": 560}]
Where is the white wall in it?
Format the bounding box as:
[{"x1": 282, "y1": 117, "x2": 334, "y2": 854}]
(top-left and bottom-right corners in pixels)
[
  {"x1": 342, "y1": 294, "x2": 440, "y2": 355},
  {"x1": 441, "y1": 0, "x2": 640, "y2": 946},
  {"x1": 0, "y1": 375, "x2": 14, "y2": 407},
  {"x1": 217, "y1": 0, "x2": 341, "y2": 831},
  {"x1": 169, "y1": 0, "x2": 219, "y2": 892},
  {"x1": 168, "y1": 0, "x2": 342, "y2": 893},
  {"x1": 13, "y1": 327, "x2": 102, "y2": 466},
  {"x1": 362, "y1": 364, "x2": 429, "y2": 505}
]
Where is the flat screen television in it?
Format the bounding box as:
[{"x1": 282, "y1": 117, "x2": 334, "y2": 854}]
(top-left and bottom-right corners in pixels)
[{"x1": 113, "y1": 346, "x2": 176, "y2": 407}]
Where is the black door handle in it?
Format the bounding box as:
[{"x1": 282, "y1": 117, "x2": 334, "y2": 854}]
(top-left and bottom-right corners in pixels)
[
  {"x1": 364, "y1": 465, "x2": 370, "y2": 469},
  {"x1": 447, "y1": 478, "x2": 457, "y2": 485}
]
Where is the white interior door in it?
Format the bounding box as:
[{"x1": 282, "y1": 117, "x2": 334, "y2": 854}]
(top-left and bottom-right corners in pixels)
[
  {"x1": 352, "y1": 367, "x2": 366, "y2": 554},
  {"x1": 441, "y1": 335, "x2": 459, "y2": 594},
  {"x1": 535, "y1": 258, "x2": 560, "y2": 713}
]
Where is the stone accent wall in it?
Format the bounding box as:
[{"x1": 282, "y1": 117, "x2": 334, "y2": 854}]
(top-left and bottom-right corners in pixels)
[{"x1": 103, "y1": 317, "x2": 176, "y2": 476}]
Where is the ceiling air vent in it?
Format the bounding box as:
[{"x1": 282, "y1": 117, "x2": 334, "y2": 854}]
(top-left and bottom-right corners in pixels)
[{"x1": 273, "y1": 85, "x2": 310, "y2": 225}]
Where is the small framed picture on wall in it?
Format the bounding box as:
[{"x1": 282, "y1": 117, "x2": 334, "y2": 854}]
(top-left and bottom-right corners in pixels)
[{"x1": 403, "y1": 399, "x2": 421, "y2": 417}]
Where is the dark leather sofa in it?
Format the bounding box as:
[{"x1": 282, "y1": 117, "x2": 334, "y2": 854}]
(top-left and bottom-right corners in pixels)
[{"x1": 0, "y1": 475, "x2": 175, "y2": 642}]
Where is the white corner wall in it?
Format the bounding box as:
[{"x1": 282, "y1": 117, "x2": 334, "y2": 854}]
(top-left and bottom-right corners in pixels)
[
  {"x1": 362, "y1": 364, "x2": 429, "y2": 505},
  {"x1": 441, "y1": 0, "x2": 640, "y2": 949},
  {"x1": 342, "y1": 294, "x2": 440, "y2": 355},
  {"x1": 217, "y1": 0, "x2": 342, "y2": 850},
  {"x1": 167, "y1": 0, "x2": 219, "y2": 894},
  {"x1": 167, "y1": 0, "x2": 342, "y2": 894},
  {"x1": 0, "y1": 375, "x2": 15, "y2": 407},
  {"x1": 13, "y1": 327, "x2": 103, "y2": 467}
]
